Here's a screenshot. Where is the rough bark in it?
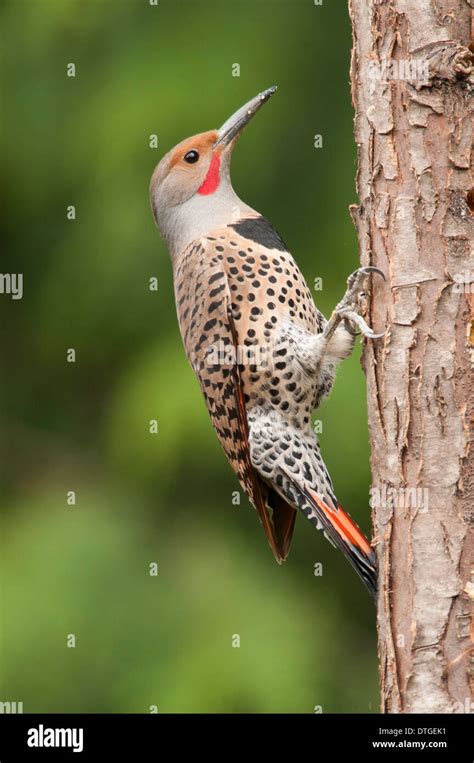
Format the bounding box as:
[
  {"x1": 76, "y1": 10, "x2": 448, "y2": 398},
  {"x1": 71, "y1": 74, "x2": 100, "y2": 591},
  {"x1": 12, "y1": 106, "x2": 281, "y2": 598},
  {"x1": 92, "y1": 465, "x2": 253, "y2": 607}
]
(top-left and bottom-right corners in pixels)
[{"x1": 348, "y1": 0, "x2": 473, "y2": 713}]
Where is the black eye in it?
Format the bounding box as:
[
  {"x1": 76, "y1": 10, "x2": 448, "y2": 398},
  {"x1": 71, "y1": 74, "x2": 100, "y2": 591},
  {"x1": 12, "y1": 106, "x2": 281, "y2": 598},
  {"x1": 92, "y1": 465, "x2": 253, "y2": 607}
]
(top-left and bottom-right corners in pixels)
[{"x1": 184, "y1": 150, "x2": 199, "y2": 164}]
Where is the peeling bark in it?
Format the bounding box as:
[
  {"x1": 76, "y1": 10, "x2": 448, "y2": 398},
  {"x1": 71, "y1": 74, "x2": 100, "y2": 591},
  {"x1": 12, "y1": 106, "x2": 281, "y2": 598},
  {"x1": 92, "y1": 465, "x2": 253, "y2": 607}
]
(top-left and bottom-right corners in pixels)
[{"x1": 348, "y1": 0, "x2": 473, "y2": 713}]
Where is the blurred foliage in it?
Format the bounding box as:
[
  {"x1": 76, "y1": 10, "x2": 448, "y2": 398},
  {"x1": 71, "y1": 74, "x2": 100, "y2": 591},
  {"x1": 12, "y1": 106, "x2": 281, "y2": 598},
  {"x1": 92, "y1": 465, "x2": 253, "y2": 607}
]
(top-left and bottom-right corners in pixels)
[{"x1": 1, "y1": 0, "x2": 378, "y2": 712}]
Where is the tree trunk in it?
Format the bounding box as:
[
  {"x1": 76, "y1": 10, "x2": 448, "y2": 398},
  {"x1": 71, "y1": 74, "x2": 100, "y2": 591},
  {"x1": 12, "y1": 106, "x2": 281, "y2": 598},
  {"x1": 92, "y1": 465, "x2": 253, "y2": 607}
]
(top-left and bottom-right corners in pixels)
[{"x1": 348, "y1": 0, "x2": 473, "y2": 713}]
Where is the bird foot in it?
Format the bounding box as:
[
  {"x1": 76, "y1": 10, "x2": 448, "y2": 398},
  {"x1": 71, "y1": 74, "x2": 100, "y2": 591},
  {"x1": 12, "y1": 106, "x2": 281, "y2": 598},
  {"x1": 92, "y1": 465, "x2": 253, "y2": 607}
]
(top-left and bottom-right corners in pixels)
[{"x1": 329, "y1": 267, "x2": 386, "y2": 341}]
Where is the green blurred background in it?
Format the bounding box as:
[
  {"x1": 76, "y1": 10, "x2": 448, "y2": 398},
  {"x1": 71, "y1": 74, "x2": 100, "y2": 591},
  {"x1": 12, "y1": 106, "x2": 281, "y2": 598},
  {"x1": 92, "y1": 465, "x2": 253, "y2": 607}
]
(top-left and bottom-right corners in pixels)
[{"x1": 1, "y1": 0, "x2": 378, "y2": 712}]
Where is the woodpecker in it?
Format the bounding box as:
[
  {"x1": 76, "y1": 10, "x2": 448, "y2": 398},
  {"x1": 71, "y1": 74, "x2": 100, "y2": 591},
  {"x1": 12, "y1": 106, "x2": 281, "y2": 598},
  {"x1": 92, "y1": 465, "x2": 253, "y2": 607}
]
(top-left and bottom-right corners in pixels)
[{"x1": 150, "y1": 87, "x2": 384, "y2": 598}]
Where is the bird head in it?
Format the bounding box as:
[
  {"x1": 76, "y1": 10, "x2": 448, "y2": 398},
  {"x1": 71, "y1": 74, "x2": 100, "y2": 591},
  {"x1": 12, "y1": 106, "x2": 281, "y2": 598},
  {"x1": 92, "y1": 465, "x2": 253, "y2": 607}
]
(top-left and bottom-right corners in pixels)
[{"x1": 150, "y1": 86, "x2": 277, "y2": 257}]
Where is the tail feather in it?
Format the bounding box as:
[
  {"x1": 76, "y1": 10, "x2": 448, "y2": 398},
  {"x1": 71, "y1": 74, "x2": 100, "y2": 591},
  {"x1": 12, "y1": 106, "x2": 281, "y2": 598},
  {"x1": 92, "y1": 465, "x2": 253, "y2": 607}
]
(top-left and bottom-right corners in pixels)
[
  {"x1": 304, "y1": 486, "x2": 377, "y2": 600},
  {"x1": 279, "y1": 467, "x2": 377, "y2": 599},
  {"x1": 267, "y1": 488, "x2": 297, "y2": 562}
]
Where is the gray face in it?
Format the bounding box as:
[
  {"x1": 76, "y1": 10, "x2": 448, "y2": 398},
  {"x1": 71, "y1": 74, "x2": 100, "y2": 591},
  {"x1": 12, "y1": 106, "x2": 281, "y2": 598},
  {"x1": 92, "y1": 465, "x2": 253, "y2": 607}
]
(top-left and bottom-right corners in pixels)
[
  {"x1": 149, "y1": 87, "x2": 278, "y2": 257},
  {"x1": 150, "y1": 129, "x2": 218, "y2": 215},
  {"x1": 149, "y1": 131, "x2": 244, "y2": 258}
]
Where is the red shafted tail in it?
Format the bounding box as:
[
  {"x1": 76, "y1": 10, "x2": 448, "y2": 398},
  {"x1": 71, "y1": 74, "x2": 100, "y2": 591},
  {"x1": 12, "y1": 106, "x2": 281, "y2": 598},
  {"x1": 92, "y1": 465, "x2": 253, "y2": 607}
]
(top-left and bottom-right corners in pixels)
[{"x1": 304, "y1": 486, "x2": 377, "y2": 600}]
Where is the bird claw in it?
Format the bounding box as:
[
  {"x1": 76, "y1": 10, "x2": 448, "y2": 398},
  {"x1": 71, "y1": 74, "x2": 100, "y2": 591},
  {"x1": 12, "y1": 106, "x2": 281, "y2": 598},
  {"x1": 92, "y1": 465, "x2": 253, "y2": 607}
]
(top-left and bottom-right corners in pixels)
[
  {"x1": 332, "y1": 267, "x2": 386, "y2": 341},
  {"x1": 360, "y1": 266, "x2": 386, "y2": 280},
  {"x1": 343, "y1": 317, "x2": 361, "y2": 336},
  {"x1": 346, "y1": 266, "x2": 386, "y2": 294},
  {"x1": 339, "y1": 309, "x2": 386, "y2": 340}
]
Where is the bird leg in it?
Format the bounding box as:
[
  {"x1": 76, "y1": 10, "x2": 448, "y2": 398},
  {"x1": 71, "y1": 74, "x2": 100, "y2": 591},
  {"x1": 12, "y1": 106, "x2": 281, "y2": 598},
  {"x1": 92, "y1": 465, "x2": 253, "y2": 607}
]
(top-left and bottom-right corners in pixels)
[{"x1": 323, "y1": 266, "x2": 385, "y2": 343}]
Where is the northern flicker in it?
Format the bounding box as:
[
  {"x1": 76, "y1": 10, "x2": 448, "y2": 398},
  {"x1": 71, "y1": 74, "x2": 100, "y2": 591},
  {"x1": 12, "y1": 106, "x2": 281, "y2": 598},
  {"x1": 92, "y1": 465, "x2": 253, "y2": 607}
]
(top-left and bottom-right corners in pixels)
[{"x1": 150, "y1": 87, "x2": 384, "y2": 597}]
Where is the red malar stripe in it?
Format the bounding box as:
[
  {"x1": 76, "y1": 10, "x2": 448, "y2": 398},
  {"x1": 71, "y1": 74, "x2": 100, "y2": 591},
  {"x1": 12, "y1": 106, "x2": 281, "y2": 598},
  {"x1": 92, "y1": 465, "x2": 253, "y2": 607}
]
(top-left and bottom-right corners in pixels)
[{"x1": 197, "y1": 153, "x2": 221, "y2": 195}]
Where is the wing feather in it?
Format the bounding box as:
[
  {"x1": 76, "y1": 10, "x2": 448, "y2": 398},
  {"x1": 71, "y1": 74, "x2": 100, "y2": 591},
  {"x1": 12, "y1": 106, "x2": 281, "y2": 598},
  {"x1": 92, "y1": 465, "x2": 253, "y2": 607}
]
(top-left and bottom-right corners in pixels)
[{"x1": 173, "y1": 237, "x2": 295, "y2": 562}]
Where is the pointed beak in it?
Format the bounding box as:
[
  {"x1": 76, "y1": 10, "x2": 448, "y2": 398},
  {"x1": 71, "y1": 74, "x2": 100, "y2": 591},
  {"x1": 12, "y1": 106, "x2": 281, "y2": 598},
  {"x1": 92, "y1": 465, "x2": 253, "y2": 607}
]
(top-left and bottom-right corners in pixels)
[{"x1": 215, "y1": 86, "x2": 277, "y2": 148}]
